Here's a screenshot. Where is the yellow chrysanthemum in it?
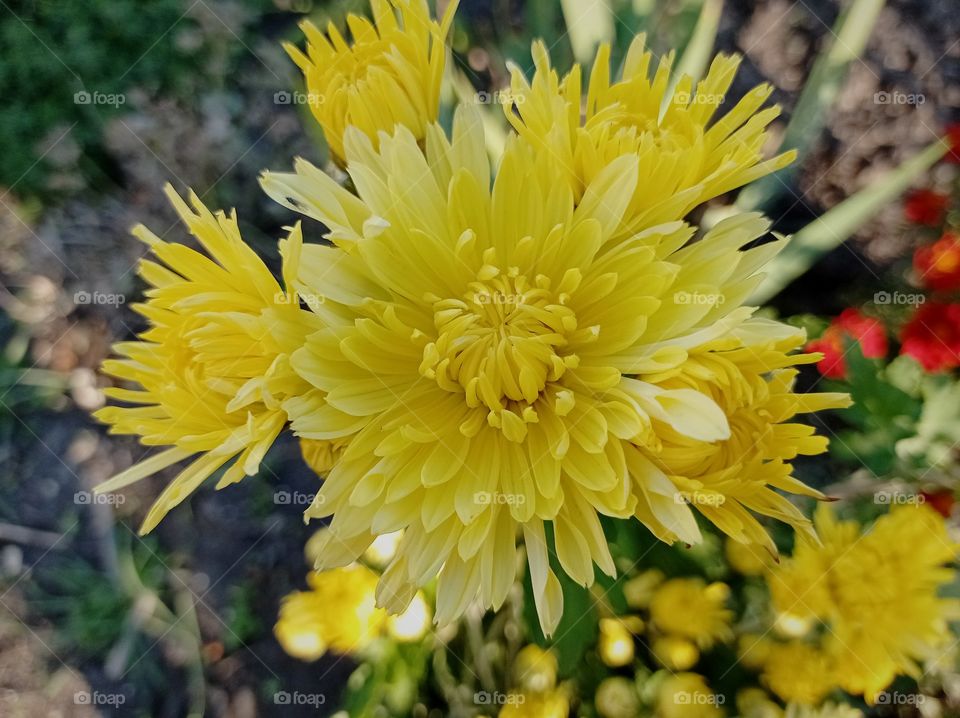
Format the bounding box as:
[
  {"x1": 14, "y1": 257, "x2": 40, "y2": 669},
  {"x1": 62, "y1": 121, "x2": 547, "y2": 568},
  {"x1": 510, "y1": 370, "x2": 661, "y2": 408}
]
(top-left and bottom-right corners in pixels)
[
  {"x1": 637, "y1": 323, "x2": 850, "y2": 554},
  {"x1": 649, "y1": 578, "x2": 733, "y2": 649},
  {"x1": 768, "y1": 504, "x2": 960, "y2": 702},
  {"x1": 498, "y1": 687, "x2": 570, "y2": 718},
  {"x1": 737, "y1": 633, "x2": 774, "y2": 671},
  {"x1": 274, "y1": 565, "x2": 384, "y2": 660},
  {"x1": 259, "y1": 96, "x2": 838, "y2": 635},
  {"x1": 652, "y1": 635, "x2": 700, "y2": 671},
  {"x1": 505, "y1": 39, "x2": 795, "y2": 238},
  {"x1": 93, "y1": 187, "x2": 323, "y2": 533},
  {"x1": 597, "y1": 618, "x2": 635, "y2": 667},
  {"x1": 595, "y1": 677, "x2": 640, "y2": 718},
  {"x1": 726, "y1": 536, "x2": 772, "y2": 576},
  {"x1": 513, "y1": 644, "x2": 559, "y2": 693},
  {"x1": 760, "y1": 641, "x2": 833, "y2": 706},
  {"x1": 285, "y1": 0, "x2": 458, "y2": 165},
  {"x1": 736, "y1": 687, "x2": 782, "y2": 718},
  {"x1": 656, "y1": 673, "x2": 724, "y2": 718}
]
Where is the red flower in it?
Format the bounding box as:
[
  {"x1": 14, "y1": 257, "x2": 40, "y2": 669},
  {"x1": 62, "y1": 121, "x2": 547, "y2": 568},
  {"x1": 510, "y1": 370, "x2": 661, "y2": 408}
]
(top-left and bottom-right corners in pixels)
[
  {"x1": 914, "y1": 233, "x2": 960, "y2": 292},
  {"x1": 947, "y1": 123, "x2": 960, "y2": 164},
  {"x1": 806, "y1": 309, "x2": 888, "y2": 379},
  {"x1": 903, "y1": 189, "x2": 948, "y2": 226},
  {"x1": 900, "y1": 301, "x2": 960, "y2": 372}
]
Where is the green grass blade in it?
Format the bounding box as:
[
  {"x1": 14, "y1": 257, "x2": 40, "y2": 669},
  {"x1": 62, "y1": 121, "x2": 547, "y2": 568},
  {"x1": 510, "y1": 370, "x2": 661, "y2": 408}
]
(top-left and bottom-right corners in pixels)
[
  {"x1": 561, "y1": 0, "x2": 616, "y2": 64},
  {"x1": 737, "y1": 0, "x2": 886, "y2": 212},
  {"x1": 666, "y1": 0, "x2": 724, "y2": 101},
  {"x1": 750, "y1": 139, "x2": 949, "y2": 305}
]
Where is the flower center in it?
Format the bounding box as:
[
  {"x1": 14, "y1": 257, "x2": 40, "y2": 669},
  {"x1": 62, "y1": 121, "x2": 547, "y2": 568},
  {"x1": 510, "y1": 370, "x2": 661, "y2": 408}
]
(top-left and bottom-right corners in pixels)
[{"x1": 419, "y1": 264, "x2": 581, "y2": 412}]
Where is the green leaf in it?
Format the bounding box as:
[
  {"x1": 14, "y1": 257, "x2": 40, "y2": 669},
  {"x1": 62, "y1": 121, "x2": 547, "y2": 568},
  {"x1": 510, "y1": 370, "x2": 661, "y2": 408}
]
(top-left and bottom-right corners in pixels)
[
  {"x1": 750, "y1": 139, "x2": 950, "y2": 304},
  {"x1": 521, "y1": 525, "x2": 598, "y2": 676},
  {"x1": 896, "y1": 377, "x2": 960, "y2": 468},
  {"x1": 561, "y1": 0, "x2": 615, "y2": 64},
  {"x1": 831, "y1": 341, "x2": 921, "y2": 475},
  {"x1": 736, "y1": 0, "x2": 887, "y2": 212}
]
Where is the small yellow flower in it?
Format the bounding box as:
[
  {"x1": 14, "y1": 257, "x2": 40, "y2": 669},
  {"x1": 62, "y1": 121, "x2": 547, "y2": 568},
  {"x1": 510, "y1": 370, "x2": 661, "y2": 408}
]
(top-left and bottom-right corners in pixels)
[
  {"x1": 598, "y1": 618, "x2": 635, "y2": 667},
  {"x1": 285, "y1": 0, "x2": 459, "y2": 165},
  {"x1": 726, "y1": 537, "x2": 772, "y2": 576},
  {"x1": 649, "y1": 578, "x2": 733, "y2": 649},
  {"x1": 595, "y1": 677, "x2": 640, "y2": 718},
  {"x1": 506, "y1": 39, "x2": 795, "y2": 238},
  {"x1": 737, "y1": 633, "x2": 773, "y2": 671},
  {"x1": 385, "y1": 590, "x2": 431, "y2": 641},
  {"x1": 513, "y1": 645, "x2": 558, "y2": 693},
  {"x1": 760, "y1": 641, "x2": 833, "y2": 706},
  {"x1": 623, "y1": 569, "x2": 665, "y2": 609},
  {"x1": 499, "y1": 686, "x2": 570, "y2": 718},
  {"x1": 657, "y1": 673, "x2": 724, "y2": 718},
  {"x1": 652, "y1": 635, "x2": 700, "y2": 671},
  {"x1": 94, "y1": 186, "x2": 323, "y2": 533},
  {"x1": 736, "y1": 688, "x2": 782, "y2": 718},
  {"x1": 768, "y1": 505, "x2": 960, "y2": 702},
  {"x1": 275, "y1": 565, "x2": 385, "y2": 660}
]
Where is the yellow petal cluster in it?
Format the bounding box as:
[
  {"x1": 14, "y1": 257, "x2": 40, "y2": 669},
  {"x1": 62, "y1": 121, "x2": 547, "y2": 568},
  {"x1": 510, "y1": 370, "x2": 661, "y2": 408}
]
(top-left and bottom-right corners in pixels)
[
  {"x1": 285, "y1": 0, "x2": 458, "y2": 165},
  {"x1": 274, "y1": 565, "x2": 385, "y2": 660},
  {"x1": 637, "y1": 323, "x2": 850, "y2": 553},
  {"x1": 274, "y1": 564, "x2": 432, "y2": 661},
  {"x1": 505, "y1": 38, "x2": 795, "y2": 238},
  {"x1": 500, "y1": 648, "x2": 569, "y2": 718},
  {"x1": 765, "y1": 504, "x2": 960, "y2": 703},
  {"x1": 656, "y1": 673, "x2": 724, "y2": 718},
  {"x1": 649, "y1": 578, "x2": 733, "y2": 649},
  {"x1": 94, "y1": 186, "x2": 321, "y2": 533}
]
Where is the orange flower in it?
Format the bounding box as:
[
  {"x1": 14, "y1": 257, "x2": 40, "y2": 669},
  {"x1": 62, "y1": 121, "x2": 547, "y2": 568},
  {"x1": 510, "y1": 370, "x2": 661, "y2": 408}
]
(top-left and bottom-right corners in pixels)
[
  {"x1": 900, "y1": 302, "x2": 960, "y2": 372},
  {"x1": 806, "y1": 309, "x2": 888, "y2": 379},
  {"x1": 914, "y1": 233, "x2": 960, "y2": 292},
  {"x1": 903, "y1": 189, "x2": 948, "y2": 226}
]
